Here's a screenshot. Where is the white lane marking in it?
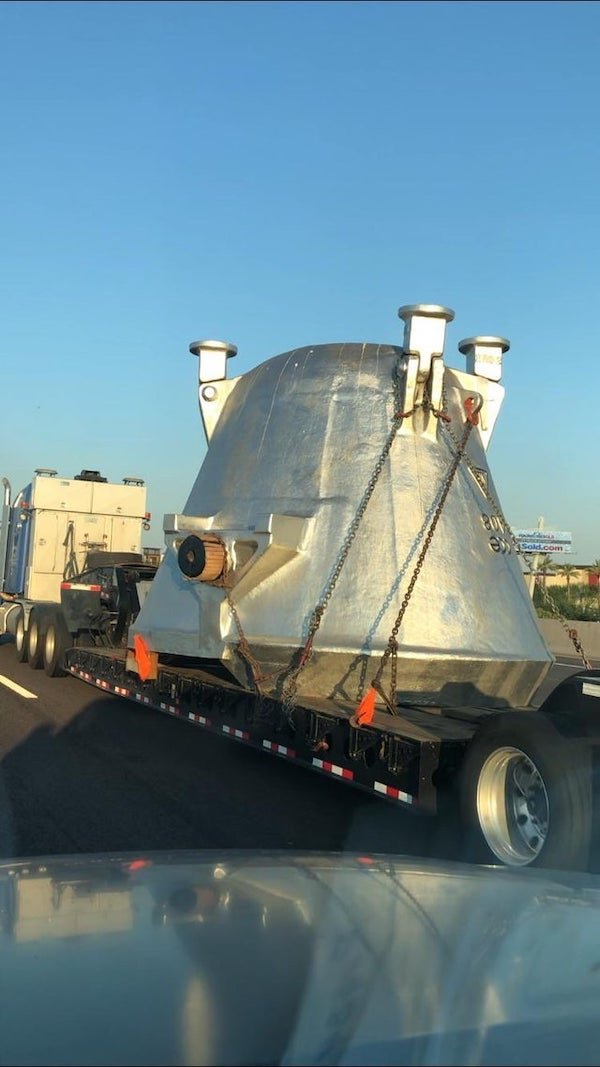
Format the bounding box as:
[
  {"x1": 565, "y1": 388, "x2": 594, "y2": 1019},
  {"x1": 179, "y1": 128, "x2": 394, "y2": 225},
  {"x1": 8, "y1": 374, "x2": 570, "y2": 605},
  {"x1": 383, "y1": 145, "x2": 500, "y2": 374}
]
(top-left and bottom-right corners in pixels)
[{"x1": 0, "y1": 674, "x2": 38, "y2": 700}]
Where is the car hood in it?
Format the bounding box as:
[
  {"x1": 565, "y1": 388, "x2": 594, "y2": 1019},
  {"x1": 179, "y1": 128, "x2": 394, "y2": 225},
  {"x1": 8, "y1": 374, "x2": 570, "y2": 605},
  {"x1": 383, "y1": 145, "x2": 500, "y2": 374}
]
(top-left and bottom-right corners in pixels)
[{"x1": 1, "y1": 850, "x2": 600, "y2": 1065}]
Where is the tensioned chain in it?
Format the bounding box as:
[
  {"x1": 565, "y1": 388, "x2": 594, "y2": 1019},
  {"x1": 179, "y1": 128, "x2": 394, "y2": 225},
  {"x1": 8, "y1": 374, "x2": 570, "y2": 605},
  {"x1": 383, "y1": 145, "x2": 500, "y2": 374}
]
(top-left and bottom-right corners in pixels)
[
  {"x1": 225, "y1": 590, "x2": 275, "y2": 697},
  {"x1": 441, "y1": 384, "x2": 520, "y2": 551},
  {"x1": 371, "y1": 409, "x2": 477, "y2": 711},
  {"x1": 226, "y1": 360, "x2": 414, "y2": 705},
  {"x1": 534, "y1": 578, "x2": 592, "y2": 670},
  {"x1": 229, "y1": 373, "x2": 559, "y2": 715},
  {"x1": 280, "y1": 363, "x2": 413, "y2": 712}
]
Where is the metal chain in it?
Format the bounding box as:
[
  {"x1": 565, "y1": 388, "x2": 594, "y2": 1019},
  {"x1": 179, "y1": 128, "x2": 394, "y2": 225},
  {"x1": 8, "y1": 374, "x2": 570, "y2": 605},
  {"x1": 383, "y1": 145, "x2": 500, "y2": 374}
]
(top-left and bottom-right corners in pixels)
[
  {"x1": 442, "y1": 383, "x2": 590, "y2": 667},
  {"x1": 371, "y1": 410, "x2": 477, "y2": 704},
  {"x1": 229, "y1": 365, "x2": 592, "y2": 719},
  {"x1": 533, "y1": 578, "x2": 592, "y2": 669},
  {"x1": 227, "y1": 372, "x2": 473, "y2": 711},
  {"x1": 226, "y1": 359, "x2": 409, "y2": 707},
  {"x1": 225, "y1": 591, "x2": 280, "y2": 696},
  {"x1": 441, "y1": 389, "x2": 494, "y2": 498},
  {"x1": 280, "y1": 362, "x2": 418, "y2": 711},
  {"x1": 441, "y1": 387, "x2": 519, "y2": 550}
]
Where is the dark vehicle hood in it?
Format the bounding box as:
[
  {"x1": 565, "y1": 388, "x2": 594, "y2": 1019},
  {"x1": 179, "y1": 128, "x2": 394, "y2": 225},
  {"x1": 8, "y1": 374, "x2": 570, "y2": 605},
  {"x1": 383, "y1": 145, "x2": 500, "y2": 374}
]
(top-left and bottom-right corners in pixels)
[{"x1": 1, "y1": 850, "x2": 600, "y2": 1066}]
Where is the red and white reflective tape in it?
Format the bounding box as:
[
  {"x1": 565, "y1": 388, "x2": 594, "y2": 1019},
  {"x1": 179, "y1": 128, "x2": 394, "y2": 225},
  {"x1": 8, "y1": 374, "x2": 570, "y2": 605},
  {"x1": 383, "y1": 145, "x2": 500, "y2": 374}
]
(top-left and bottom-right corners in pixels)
[
  {"x1": 312, "y1": 757, "x2": 354, "y2": 781},
  {"x1": 69, "y1": 668, "x2": 415, "y2": 804},
  {"x1": 263, "y1": 740, "x2": 296, "y2": 759},
  {"x1": 188, "y1": 712, "x2": 211, "y2": 726},
  {"x1": 374, "y1": 781, "x2": 414, "y2": 805},
  {"x1": 60, "y1": 582, "x2": 102, "y2": 592},
  {"x1": 222, "y1": 724, "x2": 249, "y2": 741},
  {"x1": 77, "y1": 672, "x2": 133, "y2": 700}
]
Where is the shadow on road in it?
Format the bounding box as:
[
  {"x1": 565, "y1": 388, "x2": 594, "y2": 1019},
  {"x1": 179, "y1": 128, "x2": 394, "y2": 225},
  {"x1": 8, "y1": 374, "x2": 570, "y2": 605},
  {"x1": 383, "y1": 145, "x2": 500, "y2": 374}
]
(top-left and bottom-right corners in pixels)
[{"x1": 0, "y1": 688, "x2": 468, "y2": 865}]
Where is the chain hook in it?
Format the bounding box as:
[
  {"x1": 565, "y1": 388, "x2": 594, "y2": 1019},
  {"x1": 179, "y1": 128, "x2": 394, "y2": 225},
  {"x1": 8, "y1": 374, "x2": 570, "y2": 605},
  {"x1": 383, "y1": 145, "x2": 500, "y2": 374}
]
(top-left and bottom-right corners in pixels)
[{"x1": 464, "y1": 394, "x2": 483, "y2": 426}]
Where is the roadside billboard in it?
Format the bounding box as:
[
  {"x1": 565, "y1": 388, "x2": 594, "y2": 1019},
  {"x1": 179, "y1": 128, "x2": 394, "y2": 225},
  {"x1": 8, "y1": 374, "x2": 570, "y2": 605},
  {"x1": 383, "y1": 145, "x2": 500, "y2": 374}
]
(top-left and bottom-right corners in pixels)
[{"x1": 513, "y1": 530, "x2": 573, "y2": 554}]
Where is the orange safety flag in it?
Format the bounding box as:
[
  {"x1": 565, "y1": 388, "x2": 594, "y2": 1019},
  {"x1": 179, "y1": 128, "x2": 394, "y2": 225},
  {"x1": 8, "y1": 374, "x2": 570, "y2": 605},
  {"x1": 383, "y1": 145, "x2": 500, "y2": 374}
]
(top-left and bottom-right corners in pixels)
[
  {"x1": 355, "y1": 686, "x2": 377, "y2": 726},
  {"x1": 134, "y1": 633, "x2": 153, "y2": 682}
]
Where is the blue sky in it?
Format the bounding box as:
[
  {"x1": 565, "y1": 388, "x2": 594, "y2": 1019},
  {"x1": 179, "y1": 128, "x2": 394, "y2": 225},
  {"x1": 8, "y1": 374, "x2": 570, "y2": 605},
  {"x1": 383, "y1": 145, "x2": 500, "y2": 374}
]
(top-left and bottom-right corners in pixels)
[{"x1": 1, "y1": 0, "x2": 599, "y2": 561}]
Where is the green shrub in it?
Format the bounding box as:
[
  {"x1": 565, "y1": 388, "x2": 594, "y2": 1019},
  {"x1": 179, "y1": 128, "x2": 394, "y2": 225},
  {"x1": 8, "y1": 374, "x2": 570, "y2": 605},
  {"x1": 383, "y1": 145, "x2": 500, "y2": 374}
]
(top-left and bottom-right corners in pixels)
[{"x1": 534, "y1": 583, "x2": 600, "y2": 622}]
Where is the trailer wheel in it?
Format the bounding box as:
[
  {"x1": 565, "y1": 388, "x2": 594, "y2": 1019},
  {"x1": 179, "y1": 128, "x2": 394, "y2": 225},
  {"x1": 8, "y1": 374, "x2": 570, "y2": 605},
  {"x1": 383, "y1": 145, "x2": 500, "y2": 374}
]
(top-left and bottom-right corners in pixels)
[
  {"x1": 459, "y1": 711, "x2": 591, "y2": 870},
  {"x1": 26, "y1": 611, "x2": 45, "y2": 670},
  {"x1": 43, "y1": 615, "x2": 69, "y2": 677},
  {"x1": 14, "y1": 611, "x2": 28, "y2": 663}
]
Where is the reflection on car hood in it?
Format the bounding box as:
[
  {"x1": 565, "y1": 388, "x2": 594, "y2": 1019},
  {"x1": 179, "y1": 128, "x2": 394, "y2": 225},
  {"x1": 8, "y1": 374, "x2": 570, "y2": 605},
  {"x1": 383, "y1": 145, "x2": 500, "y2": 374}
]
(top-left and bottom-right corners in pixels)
[{"x1": 1, "y1": 850, "x2": 600, "y2": 1065}]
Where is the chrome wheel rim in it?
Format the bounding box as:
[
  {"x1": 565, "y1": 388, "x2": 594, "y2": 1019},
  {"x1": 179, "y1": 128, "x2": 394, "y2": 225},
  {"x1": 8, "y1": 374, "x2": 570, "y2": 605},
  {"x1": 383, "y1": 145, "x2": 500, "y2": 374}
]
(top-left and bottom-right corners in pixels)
[
  {"x1": 476, "y1": 745, "x2": 549, "y2": 866},
  {"x1": 15, "y1": 617, "x2": 24, "y2": 652}
]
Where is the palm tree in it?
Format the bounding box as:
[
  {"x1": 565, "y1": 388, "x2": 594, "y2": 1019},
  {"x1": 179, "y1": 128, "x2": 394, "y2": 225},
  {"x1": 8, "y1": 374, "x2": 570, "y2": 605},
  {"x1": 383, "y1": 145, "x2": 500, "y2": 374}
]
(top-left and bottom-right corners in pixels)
[
  {"x1": 556, "y1": 563, "x2": 577, "y2": 599},
  {"x1": 590, "y1": 559, "x2": 600, "y2": 612},
  {"x1": 537, "y1": 553, "x2": 555, "y2": 589}
]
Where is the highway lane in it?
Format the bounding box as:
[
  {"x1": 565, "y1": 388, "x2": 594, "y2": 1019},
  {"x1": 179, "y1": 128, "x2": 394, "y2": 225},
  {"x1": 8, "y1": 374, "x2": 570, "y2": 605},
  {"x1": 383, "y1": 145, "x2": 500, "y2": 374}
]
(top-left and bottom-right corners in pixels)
[{"x1": 0, "y1": 638, "x2": 590, "y2": 864}]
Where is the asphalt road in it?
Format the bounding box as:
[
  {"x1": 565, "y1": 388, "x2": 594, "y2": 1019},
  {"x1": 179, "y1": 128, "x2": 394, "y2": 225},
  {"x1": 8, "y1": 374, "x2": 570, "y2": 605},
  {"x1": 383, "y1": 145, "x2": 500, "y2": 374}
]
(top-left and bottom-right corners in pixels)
[{"x1": 0, "y1": 637, "x2": 591, "y2": 864}]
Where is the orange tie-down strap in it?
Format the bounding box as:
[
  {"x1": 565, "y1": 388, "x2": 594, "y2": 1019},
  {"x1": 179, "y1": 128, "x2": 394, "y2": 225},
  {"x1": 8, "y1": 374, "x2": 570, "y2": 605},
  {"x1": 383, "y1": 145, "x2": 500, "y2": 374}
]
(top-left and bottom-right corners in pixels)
[{"x1": 127, "y1": 634, "x2": 159, "y2": 682}]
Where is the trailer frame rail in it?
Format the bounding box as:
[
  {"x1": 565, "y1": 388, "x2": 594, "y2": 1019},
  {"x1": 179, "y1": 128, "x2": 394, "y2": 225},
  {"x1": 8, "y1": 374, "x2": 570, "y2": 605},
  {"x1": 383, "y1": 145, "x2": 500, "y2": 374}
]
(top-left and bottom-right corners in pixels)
[{"x1": 65, "y1": 647, "x2": 471, "y2": 814}]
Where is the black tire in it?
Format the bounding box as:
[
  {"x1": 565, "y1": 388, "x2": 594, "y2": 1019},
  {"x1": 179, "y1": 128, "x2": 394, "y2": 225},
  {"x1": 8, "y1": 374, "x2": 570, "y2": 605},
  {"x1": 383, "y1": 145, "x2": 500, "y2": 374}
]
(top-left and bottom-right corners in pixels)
[
  {"x1": 14, "y1": 610, "x2": 28, "y2": 663},
  {"x1": 26, "y1": 610, "x2": 46, "y2": 670},
  {"x1": 459, "y1": 710, "x2": 592, "y2": 871},
  {"x1": 43, "y1": 614, "x2": 69, "y2": 677}
]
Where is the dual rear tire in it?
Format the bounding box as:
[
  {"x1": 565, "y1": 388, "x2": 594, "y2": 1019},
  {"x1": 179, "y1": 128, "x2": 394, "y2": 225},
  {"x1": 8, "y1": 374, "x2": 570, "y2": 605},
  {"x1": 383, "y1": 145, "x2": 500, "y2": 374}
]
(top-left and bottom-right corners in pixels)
[
  {"x1": 26, "y1": 612, "x2": 45, "y2": 669},
  {"x1": 42, "y1": 615, "x2": 69, "y2": 677},
  {"x1": 13, "y1": 608, "x2": 69, "y2": 677}
]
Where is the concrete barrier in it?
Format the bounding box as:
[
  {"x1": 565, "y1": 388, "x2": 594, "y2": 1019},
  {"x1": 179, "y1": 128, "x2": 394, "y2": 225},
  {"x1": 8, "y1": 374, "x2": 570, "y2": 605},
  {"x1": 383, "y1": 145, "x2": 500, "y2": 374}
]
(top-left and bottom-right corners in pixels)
[{"x1": 538, "y1": 618, "x2": 600, "y2": 659}]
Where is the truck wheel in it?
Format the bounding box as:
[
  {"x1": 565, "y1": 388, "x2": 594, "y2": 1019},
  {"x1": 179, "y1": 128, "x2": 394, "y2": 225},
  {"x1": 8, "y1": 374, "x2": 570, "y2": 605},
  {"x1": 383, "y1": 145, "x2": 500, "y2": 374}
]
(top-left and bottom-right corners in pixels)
[
  {"x1": 26, "y1": 611, "x2": 45, "y2": 670},
  {"x1": 459, "y1": 711, "x2": 592, "y2": 871},
  {"x1": 43, "y1": 615, "x2": 69, "y2": 677},
  {"x1": 14, "y1": 611, "x2": 28, "y2": 663}
]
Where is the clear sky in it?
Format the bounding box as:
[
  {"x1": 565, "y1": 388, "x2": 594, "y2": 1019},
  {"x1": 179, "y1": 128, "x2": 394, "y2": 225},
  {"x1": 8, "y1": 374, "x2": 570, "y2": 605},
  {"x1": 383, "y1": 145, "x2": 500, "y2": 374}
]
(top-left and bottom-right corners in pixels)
[{"x1": 1, "y1": 0, "x2": 599, "y2": 562}]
